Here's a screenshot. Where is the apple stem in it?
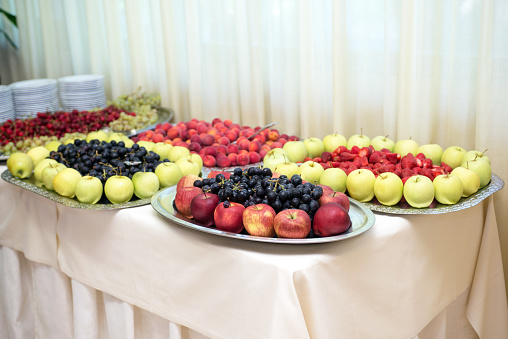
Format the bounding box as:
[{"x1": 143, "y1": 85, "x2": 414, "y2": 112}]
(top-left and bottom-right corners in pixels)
[
  {"x1": 481, "y1": 149, "x2": 488, "y2": 156},
  {"x1": 385, "y1": 135, "x2": 389, "y2": 139},
  {"x1": 360, "y1": 128, "x2": 363, "y2": 136}
]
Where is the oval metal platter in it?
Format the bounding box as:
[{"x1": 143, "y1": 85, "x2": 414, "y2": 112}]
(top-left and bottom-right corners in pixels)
[{"x1": 151, "y1": 185, "x2": 376, "y2": 244}]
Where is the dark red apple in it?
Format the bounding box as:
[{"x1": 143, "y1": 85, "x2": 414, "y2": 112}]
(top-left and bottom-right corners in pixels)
[
  {"x1": 313, "y1": 203, "x2": 351, "y2": 237},
  {"x1": 243, "y1": 204, "x2": 276, "y2": 237},
  {"x1": 317, "y1": 184, "x2": 334, "y2": 197},
  {"x1": 318, "y1": 191, "x2": 350, "y2": 211},
  {"x1": 175, "y1": 186, "x2": 202, "y2": 218},
  {"x1": 191, "y1": 193, "x2": 220, "y2": 226},
  {"x1": 214, "y1": 202, "x2": 246, "y2": 233},
  {"x1": 274, "y1": 209, "x2": 311, "y2": 239}
]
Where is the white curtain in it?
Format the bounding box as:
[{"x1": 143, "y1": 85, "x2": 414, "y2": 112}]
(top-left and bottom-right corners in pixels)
[{"x1": 1, "y1": 0, "x2": 508, "y2": 292}]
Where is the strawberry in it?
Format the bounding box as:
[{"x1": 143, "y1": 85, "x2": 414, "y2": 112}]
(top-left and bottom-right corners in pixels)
[
  {"x1": 412, "y1": 167, "x2": 422, "y2": 174},
  {"x1": 350, "y1": 145, "x2": 360, "y2": 154},
  {"x1": 332, "y1": 155, "x2": 341, "y2": 162},
  {"x1": 373, "y1": 163, "x2": 383, "y2": 169},
  {"x1": 402, "y1": 168, "x2": 413, "y2": 178},
  {"x1": 335, "y1": 146, "x2": 348, "y2": 154},
  {"x1": 395, "y1": 163, "x2": 402, "y2": 172},
  {"x1": 369, "y1": 152, "x2": 383, "y2": 164},
  {"x1": 359, "y1": 156, "x2": 369, "y2": 167},
  {"x1": 304, "y1": 157, "x2": 313, "y2": 162},
  {"x1": 353, "y1": 157, "x2": 362, "y2": 168},
  {"x1": 320, "y1": 162, "x2": 331, "y2": 170},
  {"x1": 340, "y1": 152, "x2": 356, "y2": 161},
  {"x1": 401, "y1": 155, "x2": 414, "y2": 169},
  {"x1": 441, "y1": 162, "x2": 453, "y2": 174},
  {"x1": 386, "y1": 152, "x2": 399, "y2": 164},
  {"x1": 321, "y1": 151, "x2": 332, "y2": 163},
  {"x1": 423, "y1": 158, "x2": 433, "y2": 168},
  {"x1": 401, "y1": 176, "x2": 412, "y2": 185},
  {"x1": 385, "y1": 164, "x2": 396, "y2": 172},
  {"x1": 358, "y1": 147, "x2": 373, "y2": 158},
  {"x1": 394, "y1": 169, "x2": 402, "y2": 178},
  {"x1": 416, "y1": 153, "x2": 426, "y2": 162},
  {"x1": 380, "y1": 148, "x2": 392, "y2": 153},
  {"x1": 421, "y1": 168, "x2": 435, "y2": 181},
  {"x1": 415, "y1": 158, "x2": 423, "y2": 167},
  {"x1": 331, "y1": 161, "x2": 341, "y2": 168},
  {"x1": 313, "y1": 157, "x2": 323, "y2": 163}
]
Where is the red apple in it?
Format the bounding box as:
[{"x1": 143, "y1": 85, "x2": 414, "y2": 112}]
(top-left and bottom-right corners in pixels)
[
  {"x1": 313, "y1": 203, "x2": 351, "y2": 237},
  {"x1": 177, "y1": 174, "x2": 202, "y2": 192},
  {"x1": 318, "y1": 184, "x2": 334, "y2": 197},
  {"x1": 175, "y1": 186, "x2": 202, "y2": 218},
  {"x1": 191, "y1": 192, "x2": 220, "y2": 226},
  {"x1": 318, "y1": 191, "x2": 350, "y2": 211},
  {"x1": 243, "y1": 204, "x2": 276, "y2": 237},
  {"x1": 274, "y1": 209, "x2": 311, "y2": 239},
  {"x1": 214, "y1": 201, "x2": 246, "y2": 233}
]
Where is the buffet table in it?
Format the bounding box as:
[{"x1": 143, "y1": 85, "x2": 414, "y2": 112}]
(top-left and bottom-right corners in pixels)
[{"x1": 1, "y1": 163, "x2": 507, "y2": 339}]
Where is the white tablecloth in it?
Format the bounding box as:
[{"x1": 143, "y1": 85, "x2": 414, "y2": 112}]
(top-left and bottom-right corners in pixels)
[{"x1": 0, "y1": 164, "x2": 507, "y2": 339}]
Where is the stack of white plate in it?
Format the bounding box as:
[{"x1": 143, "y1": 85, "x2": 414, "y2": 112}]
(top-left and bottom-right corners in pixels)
[
  {"x1": 0, "y1": 85, "x2": 15, "y2": 124},
  {"x1": 58, "y1": 74, "x2": 107, "y2": 111},
  {"x1": 10, "y1": 79, "x2": 59, "y2": 119}
]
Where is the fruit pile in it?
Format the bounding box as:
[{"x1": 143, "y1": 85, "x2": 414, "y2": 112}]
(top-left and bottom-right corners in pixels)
[
  {"x1": 106, "y1": 89, "x2": 161, "y2": 132},
  {"x1": 132, "y1": 118, "x2": 299, "y2": 168},
  {"x1": 174, "y1": 168, "x2": 351, "y2": 239}
]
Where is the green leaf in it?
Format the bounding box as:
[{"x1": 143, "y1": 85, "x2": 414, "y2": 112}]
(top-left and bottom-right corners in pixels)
[
  {"x1": 0, "y1": 27, "x2": 18, "y2": 49},
  {"x1": 0, "y1": 8, "x2": 17, "y2": 27}
]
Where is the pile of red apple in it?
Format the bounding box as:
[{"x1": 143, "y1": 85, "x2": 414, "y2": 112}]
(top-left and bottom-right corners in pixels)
[{"x1": 132, "y1": 118, "x2": 299, "y2": 168}]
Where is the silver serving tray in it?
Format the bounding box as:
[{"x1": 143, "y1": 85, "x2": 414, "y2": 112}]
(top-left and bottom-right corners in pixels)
[
  {"x1": 151, "y1": 185, "x2": 376, "y2": 244},
  {"x1": 365, "y1": 173, "x2": 504, "y2": 214},
  {"x1": 1, "y1": 170, "x2": 151, "y2": 210}
]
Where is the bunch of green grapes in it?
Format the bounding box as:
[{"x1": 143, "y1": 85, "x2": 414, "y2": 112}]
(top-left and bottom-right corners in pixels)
[
  {"x1": 0, "y1": 135, "x2": 59, "y2": 155},
  {"x1": 108, "y1": 87, "x2": 161, "y2": 112}
]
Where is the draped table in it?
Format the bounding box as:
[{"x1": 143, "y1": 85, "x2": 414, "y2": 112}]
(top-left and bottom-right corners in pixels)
[{"x1": 0, "y1": 163, "x2": 507, "y2": 339}]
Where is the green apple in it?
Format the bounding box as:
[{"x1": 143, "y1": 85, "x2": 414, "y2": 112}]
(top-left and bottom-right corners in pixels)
[
  {"x1": 132, "y1": 171, "x2": 160, "y2": 199},
  {"x1": 303, "y1": 137, "x2": 325, "y2": 159},
  {"x1": 318, "y1": 168, "x2": 347, "y2": 193},
  {"x1": 346, "y1": 168, "x2": 376, "y2": 202},
  {"x1": 323, "y1": 133, "x2": 347, "y2": 153},
  {"x1": 34, "y1": 158, "x2": 58, "y2": 182},
  {"x1": 189, "y1": 153, "x2": 203, "y2": 169},
  {"x1": 44, "y1": 140, "x2": 62, "y2": 152},
  {"x1": 121, "y1": 136, "x2": 134, "y2": 148},
  {"x1": 104, "y1": 175, "x2": 134, "y2": 204},
  {"x1": 417, "y1": 144, "x2": 443, "y2": 166},
  {"x1": 167, "y1": 145, "x2": 190, "y2": 162},
  {"x1": 155, "y1": 162, "x2": 183, "y2": 188},
  {"x1": 297, "y1": 161, "x2": 325, "y2": 184},
  {"x1": 451, "y1": 167, "x2": 481, "y2": 197},
  {"x1": 265, "y1": 148, "x2": 289, "y2": 158},
  {"x1": 176, "y1": 156, "x2": 201, "y2": 176},
  {"x1": 393, "y1": 138, "x2": 419, "y2": 157},
  {"x1": 86, "y1": 130, "x2": 109, "y2": 143},
  {"x1": 403, "y1": 175, "x2": 435, "y2": 208},
  {"x1": 75, "y1": 176, "x2": 104, "y2": 204},
  {"x1": 282, "y1": 141, "x2": 308, "y2": 163},
  {"x1": 371, "y1": 135, "x2": 395, "y2": 152},
  {"x1": 7, "y1": 152, "x2": 34, "y2": 179},
  {"x1": 151, "y1": 142, "x2": 173, "y2": 160},
  {"x1": 108, "y1": 132, "x2": 127, "y2": 143},
  {"x1": 347, "y1": 133, "x2": 371, "y2": 149},
  {"x1": 433, "y1": 174, "x2": 463, "y2": 205},
  {"x1": 64, "y1": 138, "x2": 76, "y2": 145},
  {"x1": 41, "y1": 163, "x2": 67, "y2": 190},
  {"x1": 52, "y1": 168, "x2": 83, "y2": 198},
  {"x1": 263, "y1": 151, "x2": 289, "y2": 172},
  {"x1": 441, "y1": 146, "x2": 466, "y2": 169},
  {"x1": 461, "y1": 158, "x2": 491, "y2": 188},
  {"x1": 462, "y1": 150, "x2": 490, "y2": 165},
  {"x1": 273, "y1": 161, "x2": 299, "y2": 178},
  {"x1": 373, "y1": 172, "x2": 403, "y2": 206},
  {"x1": 26, "y1": 146, "x2": 50, "y2": 167}
]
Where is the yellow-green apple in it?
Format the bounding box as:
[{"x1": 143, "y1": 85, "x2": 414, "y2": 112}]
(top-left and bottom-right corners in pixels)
[
  {"x1": 303, "y1": 137, "x2": 325, "y2": 159},
  {"x1": 177, "y1": 174, "x2": 202, "y2": 192},
  {"x1": 371, "y1": 135, "x2": 395, "y2": 152},
  {"x1": 151, "y1": 142, "x2": 173, "y2": 160},
  {"x1": 41, "y1": 163, "x2": 67, "y2": 190},
  {"x1": 190, "y1": 192, "x2": 220, "y2": 226},
  {"x1": 347, "y1": 133, "x2": 371, "y2": 149},
  {"x1": 121, "y1": 136, "x2": 134, "y2": 148},
  {"x1": 243, "y1": 204, "x2": 277, "y2": 237},
  {"x1": 104, "y1": 175, "x2": 134, "y2": 204},
  {"x1": 263, "y1": 151, "x2": 289, "y2": 172},
  {"x1": 108, "y1": 132, "x2": 127, "y2": 143},
  {"x1": 52, "y1": 168, "x2": 83, "y2": 198},
  {"x1": 393, "y1": 138, "x2": 419, "y2": 156},
  {"x1": 44, "y1": 140, "x2": 62, "y2": 152},
  {"x1": 451, "y1": 167, "x2": 480, "y2": 197},
  {"x1": 318, "y1": 168, "x2": 347, "y2": 193},
  {"x1": 7, "y1": 152, "x2": 34, "y2": 179},
  {"x1": 417, "y1": 143, "x2": 443, "y2": 166},
  {"x1": 26, "y1": 146, "x2": 50, "y2": 167},
  {"x1": 86, "y1": 130, "x2": 109, "y2": 143},
  {"x1": 273, "y1": 209, "x2": 311, "y2": 238},
  {"x1": 462, "y1": 150, "x2": 490, "y2": 165},
  {"x1": 168, "y1": 146, "x2": 190, "y2": 162},
  {"x1": 176, "y1": 156, "x2": 201, "y2": 176},
  {"x1": 374, "y1": 172, "x2": 403, "y2": 206},
  {"x1": 213, "y1": 201, "x2": 246, "y2": 233},
  {"x1": 274, "y1": 161, "x2": 299, "y2": 178},
  {"x1": 33, "y1": 158, "x2": 58, "y2": 185},
  {"x1": 323, "y1": 133, "x2": 347, "y2": 153},
  {"x1": 433, "y1": 174, "x2": 463, "y2": 205},
  {"x1": 318, "y1": 191, "x2": 350, "y2": 211},
  {"x1": 346, "y1": 168, "x2": 376, "y2": 202},
  {"x1": 441, "y1": 146, "x2": 466, "y2": 169},
  {"x1": 461, "y1": 158, "x2": 491, "y2": 188},
  {"x1": 132, "y1": 171, "x2": 160, "y2": 199},
  {"x1": 75, "y1": 176, "x2": 103, "y2": 204},
  {"x1": 155, "y1": 162, "x2": 183, "y2": 188},
  {"x1": 175, "y1": 186, "x2": 202, "y2": 218},
  {"x1": 189, "y1": 153, "x2": 203, "y2": 169},
  {"x1": 403, "y1": 175, "x2": 435, "y2": 208},
  {"x1": 313, "y1": 202, "x2": 351, "y2": 237},
  {"x1": 282, "y1": 140, "x2": 308, "y2": 163},
  {"x1": 297, "y1": 161, "x2": 325, "y2": 184}
]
